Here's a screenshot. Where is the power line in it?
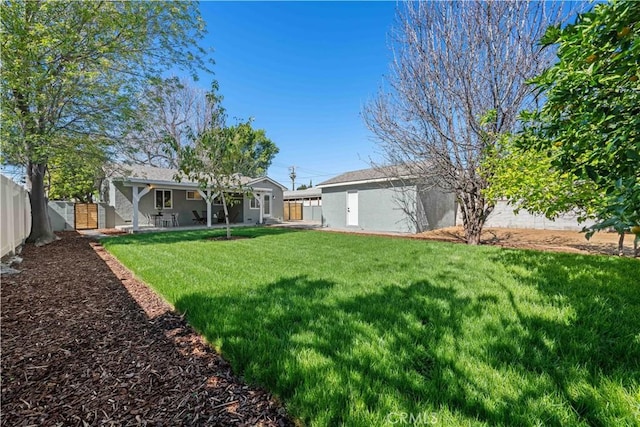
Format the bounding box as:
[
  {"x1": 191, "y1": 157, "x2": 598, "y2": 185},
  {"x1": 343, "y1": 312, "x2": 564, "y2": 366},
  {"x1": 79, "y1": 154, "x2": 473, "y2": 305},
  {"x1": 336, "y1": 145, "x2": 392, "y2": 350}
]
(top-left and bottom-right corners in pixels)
[
  {"x1": 288, "y1": 165, "x2": 296, "y2": 191},
  {"x1": 271, "y1": 162, "x2": 339, "y2": 178}
]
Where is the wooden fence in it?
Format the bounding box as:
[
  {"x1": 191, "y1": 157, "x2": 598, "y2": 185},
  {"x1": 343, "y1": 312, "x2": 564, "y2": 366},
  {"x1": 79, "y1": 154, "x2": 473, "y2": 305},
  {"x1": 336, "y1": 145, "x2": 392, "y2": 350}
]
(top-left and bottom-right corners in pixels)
[
  {"x1": 284, "y1": 202, "x2": 303, "y2": 221},
  {"x1": 74, "y1": 203, "x2": 99, "y2": 230},
  {"x1": 1, "y1": 174, "x2": 31, "y2": 258}
]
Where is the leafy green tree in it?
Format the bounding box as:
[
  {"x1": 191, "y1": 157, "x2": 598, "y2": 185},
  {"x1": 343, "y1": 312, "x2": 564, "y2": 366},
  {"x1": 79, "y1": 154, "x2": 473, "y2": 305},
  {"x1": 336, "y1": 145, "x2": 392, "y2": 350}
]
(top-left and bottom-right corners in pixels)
[
  {"x1": 47, "y1": 138, "x2": 109, "y2": 202},
  {"x1": 482, "y1": 131, "x2": 640, "y2": 252},
  {"x1": 484, "y1": 134, "x2": 604, "y2": 223},
  {"x1": 176, "y1": 91, "x2": 279, "y2": 239},
  {"x1": 296, "y1": 180, "x2": 313, "y2": 190},
  {"x1": 519, "y1": 0, "x2": 639, "y2": 245},
  {"x1": 1, "y1": 1, "x2": 210, "y2": 245}
]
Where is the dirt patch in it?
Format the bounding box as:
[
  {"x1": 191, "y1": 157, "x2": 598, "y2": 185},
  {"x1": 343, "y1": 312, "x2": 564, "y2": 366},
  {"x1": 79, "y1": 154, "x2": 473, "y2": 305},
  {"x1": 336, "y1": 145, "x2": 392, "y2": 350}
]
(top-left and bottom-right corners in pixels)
[
  {"x1": 417, "y1": 226, "x2": 638, "y2": 257},
  {"x1": 1, "y1": 232, "x2": 294, "y2": 426}
]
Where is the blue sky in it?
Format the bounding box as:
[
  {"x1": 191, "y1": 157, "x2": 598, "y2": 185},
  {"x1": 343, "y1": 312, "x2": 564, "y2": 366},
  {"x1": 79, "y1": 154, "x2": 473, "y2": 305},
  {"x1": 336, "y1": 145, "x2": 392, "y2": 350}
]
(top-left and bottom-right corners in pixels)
[{"x1": 196, "y1": 1, "x2": 399, "y2": 189}]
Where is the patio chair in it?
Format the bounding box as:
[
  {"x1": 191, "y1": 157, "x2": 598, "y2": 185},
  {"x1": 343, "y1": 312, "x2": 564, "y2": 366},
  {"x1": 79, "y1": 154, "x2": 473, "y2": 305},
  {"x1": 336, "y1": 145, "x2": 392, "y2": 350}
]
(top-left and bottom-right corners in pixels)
[
  {"x1": 192, "y1": 210, "x2": 206, "y2": 224},
  {"x1": 172, "y1": 212, "x2": 179, "y2": 227}
]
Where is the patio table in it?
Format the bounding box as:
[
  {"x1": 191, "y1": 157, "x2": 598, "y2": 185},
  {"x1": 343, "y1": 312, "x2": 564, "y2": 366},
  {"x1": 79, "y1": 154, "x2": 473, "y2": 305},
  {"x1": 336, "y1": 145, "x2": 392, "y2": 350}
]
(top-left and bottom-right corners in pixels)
[{"x1": 153, "y1": 213, "x2": 172, "y2": 227}]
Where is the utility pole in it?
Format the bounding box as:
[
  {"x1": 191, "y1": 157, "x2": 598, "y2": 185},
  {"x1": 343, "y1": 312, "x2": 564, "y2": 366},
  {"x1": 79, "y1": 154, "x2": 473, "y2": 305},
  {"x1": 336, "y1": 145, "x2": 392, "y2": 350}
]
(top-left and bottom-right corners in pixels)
[{"x1": 289, "y1": 166, "x2": 296, "y2": 191}]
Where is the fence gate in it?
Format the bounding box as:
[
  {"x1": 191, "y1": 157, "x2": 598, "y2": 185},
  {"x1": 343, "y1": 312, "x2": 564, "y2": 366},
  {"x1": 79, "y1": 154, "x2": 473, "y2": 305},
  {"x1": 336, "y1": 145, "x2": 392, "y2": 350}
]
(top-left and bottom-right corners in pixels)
[
  {"x1": 74, "y1": 203, "x2": 98, "y2": 230},
  {"x1": 284, "y1": 202, "x2": 303, "y2": 221}
]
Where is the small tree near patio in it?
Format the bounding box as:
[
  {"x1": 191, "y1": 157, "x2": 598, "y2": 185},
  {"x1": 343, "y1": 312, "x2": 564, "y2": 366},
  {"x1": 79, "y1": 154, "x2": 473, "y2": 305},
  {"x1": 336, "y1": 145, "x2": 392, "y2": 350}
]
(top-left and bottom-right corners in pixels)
[{"x1": 175, "y1": 92, "x2": 278, "y2": 239}]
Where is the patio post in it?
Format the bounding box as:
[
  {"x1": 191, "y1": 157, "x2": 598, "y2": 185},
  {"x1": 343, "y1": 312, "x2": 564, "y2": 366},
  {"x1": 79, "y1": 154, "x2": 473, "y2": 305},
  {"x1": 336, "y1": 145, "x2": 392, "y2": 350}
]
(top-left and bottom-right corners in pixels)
[
  {"x1": 253, "y1": 192, "x2": 263, "y2": 224},
  {"x1": 207, "y1": 189, "x2": 212, "y2": 228},
  {"x1": 196, "y1": 189, "x2": 216, "y2": 228},
  {"x1": 132, "y1": 185, "x2": 151, "y2": 232}
]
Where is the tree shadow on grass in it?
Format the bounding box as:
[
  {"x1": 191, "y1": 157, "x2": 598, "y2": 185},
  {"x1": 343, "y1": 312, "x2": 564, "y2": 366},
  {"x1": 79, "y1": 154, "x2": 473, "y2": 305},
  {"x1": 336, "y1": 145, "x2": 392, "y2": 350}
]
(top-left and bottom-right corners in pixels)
[
  {"x1": 488, "y1": 249, "x2": 640, "y2": 371},
  {"x1": 174, "y1": 262, "x2": 640, "y2": 427},
  {"x1": 101, "y1": 226, "x2": 301, "y2": 247},
  {"x1": 486, "y1": 249, "x2": 640, "y2": 424}
]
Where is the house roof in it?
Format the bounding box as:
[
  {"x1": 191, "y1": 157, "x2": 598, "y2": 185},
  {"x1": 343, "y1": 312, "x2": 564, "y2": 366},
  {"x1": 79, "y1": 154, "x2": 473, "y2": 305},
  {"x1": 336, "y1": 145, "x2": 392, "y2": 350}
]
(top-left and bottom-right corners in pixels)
[
  {"x1": 317, "y1": 165, "x2": 413, "y2": 188},
  {"x1": 111, "y1": 164, "x2": 287, "y2": 190},
  {"x1": 114, "y1": 164, "x2": 197, "y2": 183},
  {"x1": 283, "y1": 187, "x2": 321, "y2": 199},
  {"x1": 249, "y1": 176, "x2": 288, "y2": 191}
]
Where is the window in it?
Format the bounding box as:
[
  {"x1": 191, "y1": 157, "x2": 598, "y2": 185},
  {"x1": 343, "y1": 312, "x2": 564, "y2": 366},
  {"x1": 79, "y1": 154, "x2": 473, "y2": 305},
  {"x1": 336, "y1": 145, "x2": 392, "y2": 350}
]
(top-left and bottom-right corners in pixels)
[
  {"x1": 155, "y1": 189, "x2": 172, "y2": 209},
  {"x1": 250, "y1": 194, "x2": 271, "y2": 213},
  {"x1": 186, "y1": 190, "x2": 202, "y2": 200}
]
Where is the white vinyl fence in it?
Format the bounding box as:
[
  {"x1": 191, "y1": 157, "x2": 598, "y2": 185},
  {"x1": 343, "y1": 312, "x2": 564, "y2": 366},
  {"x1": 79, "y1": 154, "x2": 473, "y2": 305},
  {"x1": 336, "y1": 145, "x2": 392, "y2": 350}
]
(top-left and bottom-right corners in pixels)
[{"x1": 1, "y1": 174, "x2": 31, "y2": 258}]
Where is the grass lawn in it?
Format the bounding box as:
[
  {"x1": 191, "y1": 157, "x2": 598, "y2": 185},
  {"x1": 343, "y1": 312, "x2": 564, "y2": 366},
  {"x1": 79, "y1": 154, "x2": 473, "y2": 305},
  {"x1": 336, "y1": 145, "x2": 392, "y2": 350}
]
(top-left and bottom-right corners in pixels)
[{"x1": 103, "y1": 227, "x2": 640, "y2": 426}]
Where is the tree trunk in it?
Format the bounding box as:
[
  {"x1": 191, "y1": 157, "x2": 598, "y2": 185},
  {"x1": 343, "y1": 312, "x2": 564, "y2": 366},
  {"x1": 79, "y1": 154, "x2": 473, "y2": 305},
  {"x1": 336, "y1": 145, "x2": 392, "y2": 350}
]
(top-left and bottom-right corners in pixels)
[
  {"x1": 26, "y1": 162, "x2": 58, "y2": 246},
  {"x1": 220, "y1": 191, "x2": 231, "y2": 239},
  {"x1": 458, "y1": 191, "x2": 494, "y2": 245},
  {"x1": 617, "y1": 232, "x2": 625, "y2": 257},
  {"x1": 464, "y1": 219, "x2": 483, "y2": 245},
  {"x1": 632, "y1": 226, "x2": 640, "y2": 258}
]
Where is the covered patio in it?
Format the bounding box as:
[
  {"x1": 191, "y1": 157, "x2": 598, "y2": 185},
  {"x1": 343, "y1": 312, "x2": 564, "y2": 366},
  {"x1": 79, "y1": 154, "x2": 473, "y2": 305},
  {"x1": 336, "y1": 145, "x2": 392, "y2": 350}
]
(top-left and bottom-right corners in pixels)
[{"x1": 126, "y1": 182, "x2": 273, "y2": 232}]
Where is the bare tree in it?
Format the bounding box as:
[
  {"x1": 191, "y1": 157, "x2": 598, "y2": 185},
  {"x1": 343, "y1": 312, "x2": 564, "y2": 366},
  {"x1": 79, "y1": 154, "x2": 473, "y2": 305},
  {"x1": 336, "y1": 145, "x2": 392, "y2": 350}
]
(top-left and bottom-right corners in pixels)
[
  {"x1": 364, "y1": 1, "x2": 570, "y2": 244},
  {"x1": 122, "y1": 77, "x2": 216, "y2": 168}
]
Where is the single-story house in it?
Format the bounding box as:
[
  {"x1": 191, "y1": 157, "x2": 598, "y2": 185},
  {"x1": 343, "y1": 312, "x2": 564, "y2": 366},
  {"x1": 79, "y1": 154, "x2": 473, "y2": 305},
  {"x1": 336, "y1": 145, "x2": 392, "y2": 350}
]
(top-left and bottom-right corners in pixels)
[
  {"x1": 103, "y1": 165, "x2": 287, "y2": 232},
  {"x1": 317, "y1": 166, "x2": 457, "y2": 233}
]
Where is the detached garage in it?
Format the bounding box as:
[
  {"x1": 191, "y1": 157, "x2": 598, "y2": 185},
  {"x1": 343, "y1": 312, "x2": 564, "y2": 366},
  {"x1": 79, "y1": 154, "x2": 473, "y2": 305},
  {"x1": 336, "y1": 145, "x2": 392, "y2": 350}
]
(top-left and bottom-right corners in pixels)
[{"x1": 317, "y1": 166, "x2": 456, "y2": 234}]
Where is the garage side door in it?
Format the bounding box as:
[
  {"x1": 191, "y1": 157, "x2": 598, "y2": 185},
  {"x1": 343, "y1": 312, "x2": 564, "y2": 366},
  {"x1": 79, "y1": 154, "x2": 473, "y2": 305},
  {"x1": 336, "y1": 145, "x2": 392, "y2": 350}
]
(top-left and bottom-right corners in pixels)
[{"x1": 346, "y1": 191, "x2": 358, "y2": 226}]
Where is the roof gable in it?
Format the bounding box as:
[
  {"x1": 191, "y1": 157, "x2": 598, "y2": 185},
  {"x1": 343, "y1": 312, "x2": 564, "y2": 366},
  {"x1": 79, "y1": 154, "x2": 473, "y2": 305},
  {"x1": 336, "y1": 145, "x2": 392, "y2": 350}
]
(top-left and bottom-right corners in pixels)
[{"x1": 247, "y1": 176, "x2": 288, "y2": 191}]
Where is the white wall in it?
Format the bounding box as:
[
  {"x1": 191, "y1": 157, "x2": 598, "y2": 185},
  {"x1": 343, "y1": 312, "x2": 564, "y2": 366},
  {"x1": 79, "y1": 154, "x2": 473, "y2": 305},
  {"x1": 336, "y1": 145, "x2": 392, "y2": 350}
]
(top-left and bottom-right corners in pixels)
[
  {"x1": 457, "y1": 200, "x2": 595, "y2": 231},
  {"x1": 1, "y1": 174, "x2": 32, "y2": 257}
]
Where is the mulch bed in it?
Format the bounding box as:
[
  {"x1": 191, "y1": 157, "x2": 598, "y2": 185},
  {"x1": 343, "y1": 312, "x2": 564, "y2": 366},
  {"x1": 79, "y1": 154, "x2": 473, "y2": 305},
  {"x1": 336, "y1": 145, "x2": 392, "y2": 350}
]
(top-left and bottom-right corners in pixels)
[{"x1": 1, "y1": 232, "x2": 294, "y2": 426}]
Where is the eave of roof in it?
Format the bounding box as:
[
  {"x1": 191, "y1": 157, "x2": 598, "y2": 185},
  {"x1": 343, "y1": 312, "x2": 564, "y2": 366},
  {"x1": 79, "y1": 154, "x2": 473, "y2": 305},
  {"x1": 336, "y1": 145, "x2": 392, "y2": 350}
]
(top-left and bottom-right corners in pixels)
[
  {"x1": 283, "y1": 188, "x2": 322, "y2": 198},
  {"x1": 316, "y1": 165, "x2": 415, "y2": 188},
  {"x1": 110, "y1": 164, "x2": 286, "y2": 190},
  {"x1": 115, "y1": 176, "x2": 199, "y2": 189}
]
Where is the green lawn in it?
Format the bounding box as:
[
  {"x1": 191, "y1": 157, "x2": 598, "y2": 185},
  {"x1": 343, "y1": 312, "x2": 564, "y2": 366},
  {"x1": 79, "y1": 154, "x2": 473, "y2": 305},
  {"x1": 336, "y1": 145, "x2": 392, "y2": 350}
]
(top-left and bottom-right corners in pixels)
[{"x1": 103, "y1": 228, "x2": 640, "y2": 427}]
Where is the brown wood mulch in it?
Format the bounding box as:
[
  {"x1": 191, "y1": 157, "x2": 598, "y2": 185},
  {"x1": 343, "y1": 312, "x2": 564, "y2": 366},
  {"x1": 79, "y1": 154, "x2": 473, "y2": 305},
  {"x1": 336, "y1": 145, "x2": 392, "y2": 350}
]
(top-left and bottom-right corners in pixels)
[{"x1": 1, "y1": 232, "x2": 294, "y2": 427}]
